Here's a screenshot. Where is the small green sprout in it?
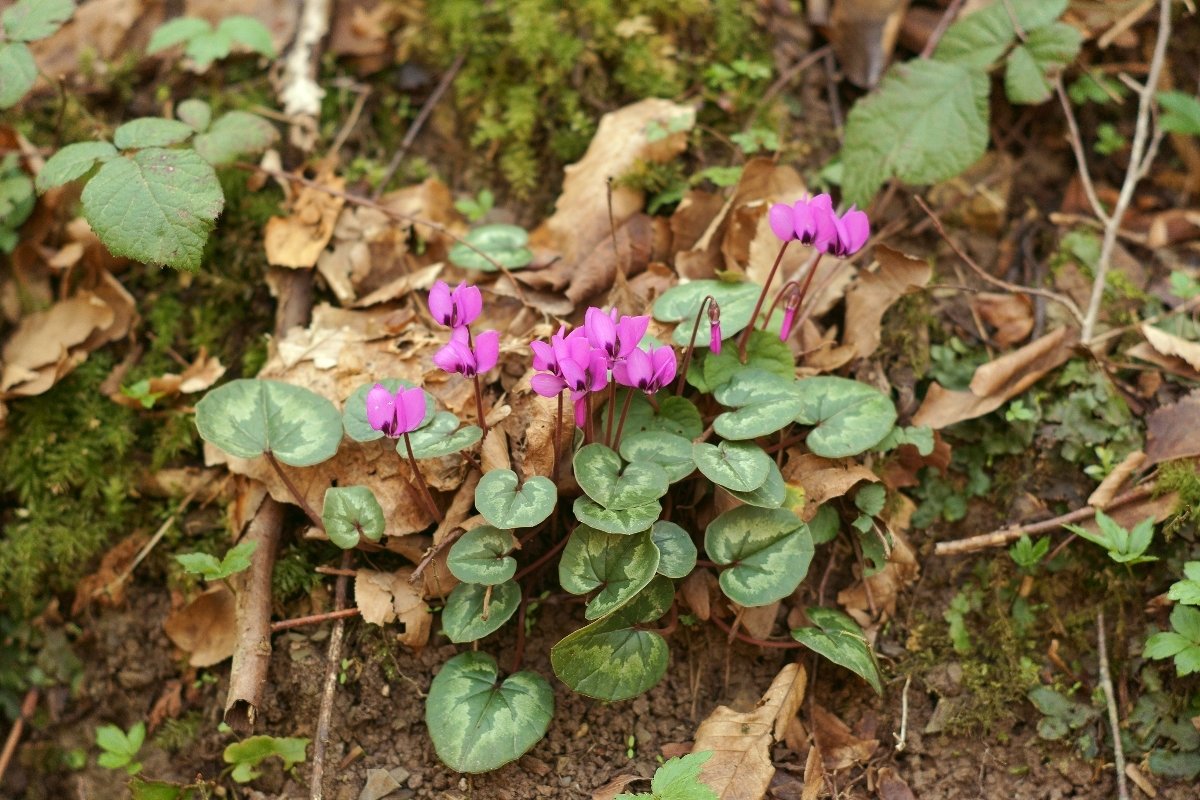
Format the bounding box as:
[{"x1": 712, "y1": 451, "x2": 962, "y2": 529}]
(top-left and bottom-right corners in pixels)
[
  {"x1": 1063, "y1": 511, "x2": 1157, "y2": 565},
  {"x1": 175, "y1": 540, "x2": 258, "y2": 583},
  {"x1": 147, "y1": 15, "x2": 275, "y2": 70},
  {"x1": 223, "y1": 735, "x2": 309, "y2": 783},
  {"x1": 454, "y1": 189, "x2": 494, "y2": 222},
  {"x1": 96, "y1": 721, "x2": 145, "y2": 774},
  {"x1": 1009, "y1": 535, "x2": 1050, "y2": 572}
]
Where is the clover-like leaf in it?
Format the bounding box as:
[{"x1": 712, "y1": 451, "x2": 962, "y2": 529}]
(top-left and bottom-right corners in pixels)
[
  {"x1": 619, "y1": 430, "x2": 695, "y2": 483},
  {"x1": 574, "y1": 443, "x2": 669, "y2": 511},
  {"x1": 81, "y1": 148, "x2": 224, "y2": 270},
  {"x1": 551, "y1": 577, "x2": 673, "y2": 701},
  {"x1": 223, "y1": 735, "x2": 308, "y2": 783},
  {"x1": 113, "y1": 118, "x2": 195, "y2": 149},
  {"x1": 321, "y1": 486, "x2": 385, "y2": 549},
  {"x1": 713, "y1": 368, "x2": 803, "y2": 440},
  {"x1": 425, "y1": 652, "x2": 553, "y2": 773},
  {"x1": 176, "y1": 98, "x2": 212, "y2": 132},
  {"x1": 147, "y1": 17, "x2": 211, "y2": 54},
  {"x1": 621, "y1": 393, "x2": 703, "y2": 440},
  {"x1": 791, "y1": 607, "x2": 883, "y2": 693},
  {"x1": 406, "y1": 412, "x2": 482, "y2": 459},
  {"x1": 175, "y1": 540, "x2": 257, "y2": 582},
  {"x1": 448, "y1": 224, "x2": 533, "y2": 271},
  {"x1": 3, "y1": 0, "x2": 75, "y2": 42},
  {"x1": 341, "y1": 379, "x2": 433, "y2": 442},
  {"x1": 653, "y1": 279, "x2": 761, "y2": 347},
  {"x1": 441, "y1": 580, "x2": 521, "y2": 643},
  {"x1": 193, "y1": 110, "x2": 279, "y2": 166},
  {"x1": 701, "y1": 330, "x2": 794, "y2": 393},
  {"x1": 572, "y1": 496, "x2": 660, "y2": 535},
  {"x1": 195, "y1": 379, "x2": 342, "y2": 467},
  {"x1": 650, "y1": 521, "x2": 696, "y2": 579},
  {"x1": 705, "y1": 506, "x2": 813, "y2": 607},
  {"x1": 475, "y1": 469, "x2": 556, "y2": 529},
  {"x1": 692, "y1": 440, "x2": 771, "y2": 493},
  {"x1": 447, "y1": 526, "x2": 516, "y2": 585},
  {"x1": 793, "y1": 377, "x2": 896, "y2": 458},
  {"x1": 559, "y1": 526, "x2": 659, "y2": 620},
  {"x1": 725, "y1": 456, "x2": 785, "y2": 509},
  {"x1": 35, "y1": 141, "x2": 118, "y2": 192},
  {"x1": 216, "y1": 16, "x2": 276, "y2": 57},
  {"x1": 0, "y1": 43, "x2": 37, "y2": 110}
]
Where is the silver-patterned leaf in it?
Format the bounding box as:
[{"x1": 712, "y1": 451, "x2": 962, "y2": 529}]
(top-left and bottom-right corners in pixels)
[
  {"x1": 724, "y1": 456, "x2": 785, "y2": 509},
  {"x1": 791, "y1": 607, "x2": 882, "y2": 693},
  {"x1": 705, "y1": 506, "x2": 813, "y2": 607},
  {"x1": 559, "y1": 526, "x2": 659, "y2": 620},
  {"x1": 650, "y1": 521, "x2": 696, "y2": 579},
  {"x1": 572, "y1": 496, "x2": 659, "y2": 535},
  {"x1": 447, "y1": 526, "x2": 516, "y2": 585},
  {"x1": 475, "y1": 470, "x2": 556, "y2": 529},
  {"x1": 573, "y1": 443, "x2": 669, "y2": 511},
  {"x1": 441, "y1": 580, "x2": 521, "y2": 643},
  {"x1": 321, "y1": 485, "x2": 385, "y2": 549},
  {"x1": 692, "y1": 440, "x2": 770, "y2": 493},
  {"x1": 195, "y1": 379, "x2": 342, "y2": 467},
  {"x1": 794, "y1": 377, "x2": 897, "y2": 458},
  {"x1": 618, "y1": 430, "x2": 695, "y2": 483}
]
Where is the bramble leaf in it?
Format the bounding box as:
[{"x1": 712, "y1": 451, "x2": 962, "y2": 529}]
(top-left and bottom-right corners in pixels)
[
  {"x1": 147, "y1": 18, "x2": 211, "y2": 54},
  {"x1": 216, "y1": 16, "x2": 276, "y2": 57},
  {"x1": 223, "y1": 735, "x2": 308, "y2": 783},
  {"x1": 36, "y1": 141, "x2": 118, "y2": 192},
  {"x1": 113, "y1": 118, "x2": 195, "y2": 149},
  {"x1": 0, "y1": 43, "x2": 37, "y2": 109},
  {"x1": 193, "y1": 111, "x2": 279, "y2": 165},
  {"x1": 2, "y1": 0, "x2": 75, "y2": 42}
]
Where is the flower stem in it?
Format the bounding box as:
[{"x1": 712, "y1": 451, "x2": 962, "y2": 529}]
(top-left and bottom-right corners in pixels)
[
  {"x1": 761, "y1": 279, "x2": 800, "y2": 333},
  {"x1": 790, "y1": 252, "x2": 823, "y2": 321},
  {"x1": 611, "y1": 388, "x2": 637, "y2": 452},
  {"x1": 552, "y1": 392, "x2": 564, "y2": 485},
  {"x1": 738, "y1": 239, "x2": 789, "y2": 362},
  {"x1": 401, "y1": 432, "x2": 444, "y2": 523},
  {"x1": 265, "y1": 451, "x2": 324, "y2": 529},
  {"x1": 604, "y1": 382, "x2": 617, "y2": 447},
  {"x1": 676, "y1": 295, "x2": 714, "y2": 395},
  {"x1": 472, "y1": 373, "x2": 488, "y2": 437}
]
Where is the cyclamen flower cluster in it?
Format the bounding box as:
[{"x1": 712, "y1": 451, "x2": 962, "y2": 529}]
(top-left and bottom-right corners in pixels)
[
  {"x1": 768, "y1": 192, "x2": 869, "y2": 258},
  {"x1": 429, "y1": 281, "x2": 499, "y2": 377}
]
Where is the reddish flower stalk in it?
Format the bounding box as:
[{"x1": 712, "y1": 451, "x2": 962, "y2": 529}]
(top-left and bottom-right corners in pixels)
[
  {"x1": 675, "y1": 294, "x2": 719, "y2": 395},
  {"x1": 737, "y1": 239, "x2": 789, "y2": 362},
  {"x1": 401, "y1": 430, "x2": 443, "y2": 524}
]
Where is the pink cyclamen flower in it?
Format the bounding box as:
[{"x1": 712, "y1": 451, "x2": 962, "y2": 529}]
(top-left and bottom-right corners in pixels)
[
  {"x1": 366, "y1": 384, "x2": 428, "y2": 437},
  {"x1": 433, "y1": 328, "x2": 499, "y2": 377},
  {"x1": 428, "y1": 280, "x2": 482, "y2": 329},
  {"x1": 819, "y1": 206, "x2": 870, "y2": 258},
  {"x1": 779, "y1": 287, "x2": 802, "y2": 342},
  {"x1": 584, "y1": 307, "x2": 650, "y2": 364},
  {"x1": 530, "y1": 325, "x2": 587, "y2": 375},
  {"x1": 531, "y1": 340, "x2": 609, "y2": 427},
  {"x1": 708, "y1": 301, "x2": 722, "y2": 355},
  {"x1": 613, "y1": 345, "x2": 677, "y2": 394},
  {"x1": 769, "y1": 193, "x2": 838, "y2": 246}
]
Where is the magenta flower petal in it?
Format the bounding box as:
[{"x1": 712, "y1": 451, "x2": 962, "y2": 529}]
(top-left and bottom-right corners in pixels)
[
  {"x1": 810, "y1": 194, "x2": 837, "y2": 251},
  {"x1": 532, "y1": 372, "x2": 567, "y2": 397},
  {"x1": 586, "y1": 350, "x2": 610, "y2": 391},
  {"x1": 432, "y1": 342, "x2": 463, "y2": 374},
  {"x1": 396, "y1": 387, "x2": 428, "y2": 433},
  {"x1": 613, "y1": 348, "x2": 648, "y2": 390},
  {"x1": 474, "y1": 330, "x2": 500, "y2": 373},
  {"x1": 768, "y1": 203, "x2": 796, "y2": 242},
  {"x1": 428, "y1": 281, "x2": 453, "y2": 327},
  {"x1": 649, "y1": 346, "x2": 676, "y2": 388},
  {"x1": 572, "y1": 395, "x2": 589, "y2": 428},
  {"x1": 456, "y1": 283, "x2": 483, "y2": 327},
  {"x1": 710, "y1": 320, "x2": 722, "y2": 354},
  {"x1": 780, "y1": 307, "x2": 796, "y2": 342},
  {"x1": 530, "y1": 340, "x2": 556, "y2": 373},
  {"x1": 840, "y1": 206, "x2": 870, "y2": 255},
  {"x1": 366, "y1": 383, "x2": 397, "y2": 435},
  {"x1": 615, "y1": 315, "x2": 650, "y2": 358},
  {"x1": 584, "y1": 306, "x2": 617, "y2": 354}
]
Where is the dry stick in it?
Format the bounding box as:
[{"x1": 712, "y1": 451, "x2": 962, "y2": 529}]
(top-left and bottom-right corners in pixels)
[
  {"x1": 1054, "y1": 80, "x2": 1110, "y2": 226},
  {"x1": 934, "y1": 483, "x2": 1155, "y2": 556},
  {"x1": 919, "y1": 0, "x2": 969, "y2": 58},
  {"x1": 373, "y1": 51, "x2": 466, "y2": 200},
  {"x1": 0, "y1": 687, "x2": 37, "y2": 789},
  {"x1": 265, "y1": 451, "x2": 324, "y2": 529},
  {"x1": 310, "y1": 550, "x2": 353, "y2": 800},
  {"x1": 1073, "y1": 0, "x2": 1172, "y2": 343},
  {"x1": 224, "y1": 497, "x2": 284, "y2": 734},
  {"x1": 91, "y1": 488, "x2": 202, "y2": 603},
  {"x1": 1097, "y1": 610, "x2": 1130, "y2": 800},
  {"x1": 272, "y1": 607, "x2": 360, "y2": 633},
  {"x1": 914, "y1": 195, "x2": 1084, "y2": 325},
  {"x1": 1090, "y1": 294, "x2": 1200, "y2": 346}
]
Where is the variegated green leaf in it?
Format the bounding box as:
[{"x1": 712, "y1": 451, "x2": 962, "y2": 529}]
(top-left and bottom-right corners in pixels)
[
  {"x1": 701, "y1": 330, "x2": 794, "y2": 393},
  {"x1": 405, "y1": 411, "x2": 481, "y2": 458},
  {"x1": 650, "y1": 521, "x2": 696, "y2": 579},
  {"x1": 725, "y1": 456, "x2": 785, "y2": 509},
  {"x1": 321, "y1": 485, "x2": 384, "y2": 549},
  {"x1": 475, "y1": 469, "x2": 556, "y2": 529},
  {"x1": 793, "y1": 377, "x2": 896, "y2": 457},
  {"x1": 425, "y1": 652, "x2": 553, "y2": 773},
  {"x1": 447, "y1": 526, "x2": 516, "y2": 585},
  {"x1": 713, "y1": 369, "x2": 803, "y2": 440},
  {"x1": 448, "y1": 224, "x2": 532, "y2": 271},
  {"x1": 791, "y1": 607, "x2": 882, "y2": 693},
  {"x1": 341, "y1": 378, "x2": 433, "y2": 442},
  {"x1": 572, "y1": 496, "x2": 659, "y2": 535},
  {"x1": 551, "y1": 577, "x2": 673, "y2": 701},
  {"x1": 574, "y1": 443, "x2": 669, "y2": 511},
  {"x1": 441, "y1": 580, "x2": 521, "y2": 643},
  {"x1": 559, "y1": 526, "x2": 659, "y2": 620},
  {"x1": 619, "y1": 430, "x2": 695, "y2": 483},
  {"x1": 195, "y1": 379, "x2": 342, "y2": 467},
  {"x1": 692, "y1": 440, "x2": 770, "y2": 493},
  {"x1": 705, "y1": 506, "x2": 813, "y2": 606},
  {"x1": 653, "y1": 279, "x2": 761, "y2": 347},
  {"x1": 621, "y1": 392, "x2": 703, "y2": 440}
]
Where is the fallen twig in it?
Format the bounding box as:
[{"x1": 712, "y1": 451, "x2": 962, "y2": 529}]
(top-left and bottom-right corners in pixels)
[
  {"x1": 0, "y1": 688, "x2": 38, "y2": 789},
  {"x1": 277, "y1": 0, "x2": 332, "y2": 152},
  {"x1": 919, "y1": 0, "x2": 968, "y2": 59},
  {"x1": 310, "y1": 550, "x2": 353, "y2": 800},
  {"x1": 1097, "y1": 610, "x2": 1130, "y2": 800},
  {"x1": 89, "y1": 488, "x2": 202, "y2": 604},
  {"x1": 271, "y1": 607, "x2": 360, "y2": 633}
]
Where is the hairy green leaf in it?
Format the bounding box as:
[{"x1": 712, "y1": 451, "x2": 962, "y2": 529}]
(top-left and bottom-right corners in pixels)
[
  {"x1": 0, "y1": 43, "x2": 37, "y2": 109},
  {"x1": 2, "y1": 0, "x2": 75, "y2": 42},
  {"x1": 193, "y1": 111, "x2": 279, "y2": 165},
  {"x1": 35, "y1": 141, "x2": 117, "y2": 192},
  {"x1": 147, "y1": 17, "x2": 210, "y2": 54},
  {"x1": 113, "y1": 118, "x2": 195, "y2": 149},
  {"x1": 216, "y1": 15, "x2": 276, "y2": 57},
  {"x1": 223, "y1": 735, "x2": 308, "y2": 783}
]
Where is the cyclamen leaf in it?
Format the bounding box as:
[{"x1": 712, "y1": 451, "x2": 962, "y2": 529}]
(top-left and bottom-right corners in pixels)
[
  {"x1": 81, "y1": 148, "x2": 223, "y2": 271},
  {"x1": 621, "y1": 393, "x2": 703, "y2": 440},
  {"x1": 147, "y1": 17, "x2": 211, "y2": 54},
  {"x1": 793, "y1": 376, "x2": 897, "y2": 458},
  {"x1": 2, "y1": 0, "x2": 75, "y2": 42},
  {"x1": 619, "y1": 431, "x2": 695, "y2": 483},
  {"x1": 792, "y1": 607, "x2": 883, "y2": 694},
  {"x1": 475, "y1": 469, "x2": 556, "y2": 529},
  {"x1": 194, "y1": 379, "x2": 343, "y2": 467},
  {"x1": 841, "y1": 59, "x2": 989, "y2": 208},
  {"x1": 572, "y1": 496, "x2": 660, "y2": 535},
  {"x1": 652, "y1": 279, "x2": 762, "y2": 347},
  {"x1": 193, "y1": 111, "x2": 279, "y2": 165},
  {"x1": 441, "y1": 580, "x2": 521, "y2": 643},
  {"x1": 448, "y1": 224, "x2": 532, "y2": 271},
  {"x1": 558, "y1": 526, "x2": 659, "y2": 619},
  {"x1": 702, "y1": 331, "x2": 794, "y2": 394},
  {"x1": 217, "y1": 16, "x2": 277, "y2": 57},
  {"x1": 705, "y1": 506, "x2": 813, "y2": 607},
  {"x1": 724, "y1": 457, "x2": 786, "y2": 509},
  {"x1": 321, "y1": 486, "x2": 385, "y2": 549},
  {"x1": 650, "y1": 521, "x2": 697, "y2": 579},
  {"x1": 36, "y1": 141, "x2": 118, "y2": 192},
  {"x1": 113, "y1": 118, "x2": 195, "y2": 149},
  {"x1": 447, "y1": 526, "x2": 516, "y2": 585},
  {"x1": 692, "y1": 440, "x2": 771, "y2": 493},
  {"x1": 573, "y1": 443, "x2": 669, "y2": 511},
  {"x1": 0, "y1": 43, "x2": 37, "y2": 110}
]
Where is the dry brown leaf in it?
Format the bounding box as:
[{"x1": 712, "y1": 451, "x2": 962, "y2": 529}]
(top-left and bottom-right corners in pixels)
[
  {"x1": 163, "y1": 586, "x2": 238, "y2": 668},
  {"x1": 783, "y1": 453, "x2": 878, "y2": 517},
  {"x1": 927, "y1": 151, "x2": 1013, "y2": 235},
  {"x1": 970, "y1": 292, "x2": 1034, "y2": 347},
  {"x1": 1145, "y1": 391, "x2": 1200, "y2": 465},
  {"x1": 876, "y1": 766, "x2": 916, "y2": 800},
  {"x1": 534, "y1": 98, "x2": 694, "y2": 270},
  {"x1": 481, "y1": 426, "x2": 511, "y2": 475},
  {"x1": 264, "y1": 166, "x2": 345, "y2": 268},
  {"x1": 147, "y1": 680, "x2": 183, "y2": 732},
  {"x1": 71, "y1": 533, "x2": 148, "y2": 615},
  {"x1": 829, "y1": 0, "x2": 910, "y2": 88},
  {"x1": 837, "y1": 526, "x2": 919, "y2": 624},
  {"x1": 354, "y1": 568, "x2": 431, "y2": 650},
  {"x1": 680, "y1": 568, "x2": 716, "y2": 621},
  {"x1": 693, "y1": 662, "x2": 807, "y2": 799},
  {"x1": 111, "y1": 347, "x2": 226, "y2": 408},
  {"x1": 911, "y1": 326, "x2": 1076, "y2": 429},
  {"x1": 810, "y1": 704, "x2": 878, "y2": 771},
  {"x1": 591, "y1": 774, "x2": 642, "y2": 800},
  {"x1": 801, "y1": 740, "x2": 825, "y2": 800},
  {"x1": 739, "y1": 601, "x2": 780, "y2": 642},
  {"x1": 1088, "y1": 450, "x2": 1146, "y2": 508},
  {"x1": 0, "y1": 293, "x2": 112, "y2": 392},
  {"x1": 670, "y1": 190, "x2": 727, "y2": 254},
  {"x1": 564, "y1": 214, "x2": 661, "y2": 308},
  {"x1": 1127, "y1": 341, "x2": 1200, "y2": 383},
  {"x1": 843, "y1": 246, "x2": 931, "y2": 359},
  {"x1": 1142, "y1": 324, "x2": 1200, "y2": 371}
]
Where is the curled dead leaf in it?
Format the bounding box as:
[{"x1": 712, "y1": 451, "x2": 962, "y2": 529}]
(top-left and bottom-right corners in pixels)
[
  {"x1": 354, "y1": 567, "x2": 431, "y2": 650},
  {"x1": 783, "y1": 453, "x2": 878, "y2": 516},
  {"x1": 264, "y1": 165, "x2": 345, "y2": 268},
  {"x1": 163, "y1": 586, "x2": 238, "y2": 668},
  {"x1": 970, "y1": 292, "x2": 1034, "y2": 347},
  {"x1": 843, "y1": 246, "x2": 931, "y2": 359},
  {"x1": 1145, "y1": 391, "x2": 1200, "y2": 466},
  {"x1": 810, "y1": 704, "x2": 878, "y2": 771}
]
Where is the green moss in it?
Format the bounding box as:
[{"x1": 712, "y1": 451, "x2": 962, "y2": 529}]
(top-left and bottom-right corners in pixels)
[{"x1": 1157, "y1": 460, "x2": 1200, "y2": 534}]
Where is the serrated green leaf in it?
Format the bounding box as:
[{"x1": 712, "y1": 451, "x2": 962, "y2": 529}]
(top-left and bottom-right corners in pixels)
[
  {"x1": 81, "y1": 148, "x2": 223, "y2": 270},
  {"x1": 702, "y1": 331, "x2": 794, "y2": 394},
  {"x1": 572, "y1": 495, "x2": 660, "y2": 535},
  {"x1": 36, "y1": 141, "x2": 118, "y2": 192},
  {"x1": 175, "y1": 541, "x2": 256, "y2": 581},
  {"x1": 223, "y1": 735, "x2": 308, "y2": 783},
  {"x1": 1004, "y1": 23, "x2": 1081, "y2": 105},
  {"x1": 652, "y1": 279, "x2": 761, "y2": 348},
  {"x1": 1158, "y1": 91, "x2": 1200, "y2": 136},
  {"x1": 650, "y1": 521, "x2": 696, "y2": 579},
  {"x1": 193, "y1": 110, "x2": 279, "y2": 165},
  {"x1": 692, "y1": 440, "x2": 771, "y2": 493},
  {"x1": 725, "y1": 457, "x2": 786, "y2": 509},
  {"x1": 855, "y1": 483, "x2": 886, "y2": 517},
  {"x1": 934, "y1": 0, "x2": 1067, "y2": 68},
  {"x1": 559, "y1": 526, "x2": 659, "y2": 619},
  {"x1": 619, "y1": 431, "x2": 695, "y2": 483},
  {"x1": 113, "y1": 118, "x2": 195, "y2": 150},
  {"x1": 194, "y1": 379, "x2": 343, "y2": 467},
  {"x1": 96, "y1": 723, "x2": 137, "y2": 756},
  {"x1": 2, "y1": 0, "x2": 74, "y2": 42},
  {"x1": 616, "y1": 751, "x2": 718, "y2": 800},
  {"x1": 841, "y1": 59, "x2": 989, "y2": 208},
  {"x1": 1143, "y1": 631, "x2": 1191, "y2": 660},
  {"x1": 147, "y1": 17, "x2": 211, "y2": 54},
  {"x1": 1175, "y1": 645, "x2": 1200, "y2": 676},
  {"x1": 794, "y1": 376, "x2": 896, "y2": 457},
  {"x1": 174, "y1": 552, "x2": 221, "y2": 577},
  {"x1": 1167, "y1": 572, "x2": 1200, "y2": 606},
  {"x1": 447, "y1": 526, "x2": 516, "y2": 585},
  {"x1": 574, "y1": 443, "x2": 669, "y2": 511},
  {"x1": 551, "y1": 577, "x2": 673, "y2": 701},
  {"x1": 441, "y1": 580, "x2": 521, "y2": 643},
  {"x1": 129, "y1": 777, "x2": 193, "y2": 800},
  {"x1": 791, "y1": 607, "x2": 882, "y2": 693},
  {"x1": 176, "y1": 99, "x2": 212, "y2": 132},
  {"x1": 475, "y1": 469, "x2": 556, "y2": 529},
  {"x1": 448, "y1": 224, "x2": 532, "y2": 271},
  {"x1": 185, "y1": 29, "x2": 232, "y2": 69},
  {"x1": 621, "y1": 393, "x2": 703, "y2": 441},
  {"x1": 713, "y1": 368, "x2": 803, "y2": 439},
  {"x1": 0, "y1": 43, "x2": 37, "y2": 110},
  {"x1": 1171, "y1": 604, "x2": 1200, "y2": 643},
  {"x1": 322, "y1": 486, "x2": 385, "y2": 548},
  {"x1": 217, "y1": 15, "x2": 276, "y2": 57},
  {"x1": 706, "y1": 506, "x2": 813, "y2": 606},
  {"x1": 425, "y1": 652, "x2": 553, "y2": 773},
  {"x1": 341, "y1": 379, "x2": 433, "y2": 442}
]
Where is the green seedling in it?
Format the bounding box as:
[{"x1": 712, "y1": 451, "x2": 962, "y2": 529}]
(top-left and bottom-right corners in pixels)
[
  {"x1": 223, "y1": 735, "x2": 309, "y2": 783},
  {"x1": 96, "y1": 721, "x2": 145, "y2": 775},
  {"x1": 1063, "y1": 511, "x2": 1157, "y2": 565}
]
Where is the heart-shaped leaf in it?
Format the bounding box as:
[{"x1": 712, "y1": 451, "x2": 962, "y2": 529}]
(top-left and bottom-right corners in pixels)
[
  {"x1": 321, "y1": 486, "x2": 385, "y2": 549},
  {"x1": 791, "y1": 607, "x2": 882, "y2": 693},
  {"x1": 476, "y1": 470, "x2": 556, "y2": 529},
  {"x1": 342, "y1": 379, "x2": 434, "y2": 442},
  {"x1": 809, "y1": 504, "x2": 841, "y2": 544},
  {"x1": 447, "y1": 526, "x2": 516, "y2": 585},
  {"x1": 441, "y1": 580, "x2": 521, "y2": 643},
  {"x1": 574, "y1": 443, "x2": 669, "y2": 511},
  {"x1": 559, "y1": 526, "x2": 659, "y2": 619},
  {"x1": 619, "y1": 431, "x2": 695, "y2": 483},
  {"x1": 692, "y1": 440, "x2": 771, "y2": 493},
  {"x1": 713, "y1": 369, "x2": 804, "y2": 440},
  {"x1": 700, "y1": 330, "x2": 794, "y2": 393},
  {"x1": 621, "y1": 392, "x2": 703, "y2": 440},
  {"x1": 705, "y1": 506, "x2": 813, "y2": 607},
  {"x1": 551, "y1": 577, "x2": 673, "y2": 701},
  {"x1": 650, "y1": 521, "x2": 696, "y2": 579},
  {"x1": 425, "y1": 652, "x2": 553, "y2": 773},
  {"x1": 572, "y1": 496, "x2": 659, "y2": 535},
  {"x1": 724, "y1": 457, "x2": 785, "y2": 509},
  {"x1": 195, "y1": 379, "x2": 342, "y2": 467},
  {"x1": 793, "y1": 377, "x2": 896, "y2": 458},
  {"x1": 653, "y1": 279, "x2": 761, "y2": 347},
  {"x1": 405, "y1": 412, "x2": 483, "y2": 458},
  {"x1": 448, "y1": 224, "x2": 533, "y2": 271}
]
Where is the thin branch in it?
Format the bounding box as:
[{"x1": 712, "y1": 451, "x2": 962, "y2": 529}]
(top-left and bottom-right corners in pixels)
[
  {"x1": 0, "y1": 688, "x2": 38, "y2": 787},
  {"x1": 920, "y1": 0, "x2": 968, "y2": 59},
  {"x1": 310, "y1": 550, "x2": 353, "y2": 800},
  {"x1": 272, "y1": 607, "x2": 360, "y2": 633},
  {"x1": 1097, "y1": 610, "x2": 1130, "y2": 800},
  {"x1": 1054, "y1": 77, "x2": 1111, "y2": 225}
]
